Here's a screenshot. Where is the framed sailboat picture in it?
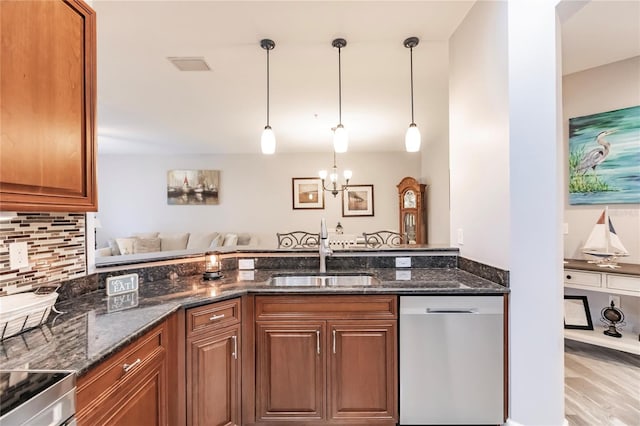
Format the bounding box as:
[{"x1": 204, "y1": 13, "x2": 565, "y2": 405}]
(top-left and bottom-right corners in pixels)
[
  {"x1": 568, "y1": 105, "x2": 640, "y2": 205},
  {"x1": 167, "y1": 169, "x2": 219, "y2": 205}
]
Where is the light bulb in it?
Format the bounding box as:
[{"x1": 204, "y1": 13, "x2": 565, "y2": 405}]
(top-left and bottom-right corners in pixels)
[
  {"x1": 343, "y1": 170, "x2": 352, "y2": 180},
  {"x1": 405, "y1": 123, "x2": 421, "y2": 152},
  {"x1": 333, "y1": 124, "x2": 348, "y2": 153},
  {"x1": 261, "y1": 126, "x2": 276, "y2": 154},
  {"x1": 330, "y1": 172, "x2": 338, "y2": 183},
  {"x1": 319, "y1": 170, "x2": 328, "y2": 180}
]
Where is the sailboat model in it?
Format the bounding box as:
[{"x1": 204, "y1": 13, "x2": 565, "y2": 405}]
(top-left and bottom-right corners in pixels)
[{"x1": 582, "y1": 207, "x2": 629, "y2": 269}]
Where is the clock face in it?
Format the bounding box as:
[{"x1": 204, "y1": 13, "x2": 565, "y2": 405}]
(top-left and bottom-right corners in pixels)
[{"x1": 403, "y1": 190, "x2": 416, "y2": 208}]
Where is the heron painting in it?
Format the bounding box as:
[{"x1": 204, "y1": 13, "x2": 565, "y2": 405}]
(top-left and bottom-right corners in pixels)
[{"x1": 568, "y1": 105, "x2": 640, "y2": 205}]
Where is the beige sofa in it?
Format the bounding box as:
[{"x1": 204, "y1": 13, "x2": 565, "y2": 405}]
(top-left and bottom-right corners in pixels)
[{"x1": 95, "y1": 231, "x2": 257, "y2": 259}]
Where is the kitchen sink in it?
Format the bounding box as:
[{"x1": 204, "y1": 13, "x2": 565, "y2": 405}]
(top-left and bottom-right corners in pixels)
[{"x1": 268, "y1": 274, "x2": 377, "y2": 287}]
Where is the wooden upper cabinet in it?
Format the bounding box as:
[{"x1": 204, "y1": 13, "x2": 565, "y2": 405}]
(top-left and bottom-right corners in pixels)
[{"x1": 0, "y1": 0, "x2": 97, "y2": 212}]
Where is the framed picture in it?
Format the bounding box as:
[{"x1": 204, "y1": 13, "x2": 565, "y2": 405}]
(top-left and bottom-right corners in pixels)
[
  {"x1": 564, "y1": 295, "x2": 593, "y2": 330},
  {"x1": 292, "y1": 177, "x2": 324, "y2": 209},
  {"x1": 167, "y1": 169, "x2": 219, "y2": 205},
  {"x1": 568, "y1": 105, "x2": 640, "y2": 205},
  {"x1": 342, "y1": 184, "x2": 374, "y2": 217}
]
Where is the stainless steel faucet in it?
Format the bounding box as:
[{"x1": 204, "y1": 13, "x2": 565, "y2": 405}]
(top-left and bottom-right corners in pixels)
[{"x1": 319, "y1": 218, "x2": 333, "y2": 273}]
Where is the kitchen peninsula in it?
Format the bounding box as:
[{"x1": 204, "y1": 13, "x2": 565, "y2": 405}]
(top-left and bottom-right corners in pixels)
[{"x1": 0, "y1": 249, "x2": 508, "y2": 425}]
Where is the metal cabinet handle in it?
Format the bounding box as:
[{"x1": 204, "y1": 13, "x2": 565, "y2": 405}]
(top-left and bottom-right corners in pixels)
[
  {"x1": 209, "y1": 313, "x2": 225, "y2": 321},
  {"x1": 316, "y1": 330, "x2": 320, "y2": 355},
  {"x1": 332, "y1": 330, "x2": 336, "y2": 354},
  {"x1": 231, "y1": 335, "x2": 238, "y2": 360},
  {"x1": 123, "y1": 358, "x2": 141, "y2": 373},
  {"x1": 566, "y1": 275, "x2": 572, "y2": 279}
]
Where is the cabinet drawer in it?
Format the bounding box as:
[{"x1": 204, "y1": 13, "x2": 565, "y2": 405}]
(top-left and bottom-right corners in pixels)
[
  {"x1": 564, "y1": 270, "x2": 602, "y2": 288},
  {"x1": 187, "y1": 298, "x2": 241, "y2": 337},
  {"x1": 256, "y1": 295, "x2": 397, "y2": 320},
  {"x1": 77, "y1": 321, "x2": 167, "y2": 415},
  {"x1": 606, "y1": 274, "x2": 640, "y2": 294}
]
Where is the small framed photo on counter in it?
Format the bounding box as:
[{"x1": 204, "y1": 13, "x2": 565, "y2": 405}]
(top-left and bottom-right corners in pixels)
[{"x1": 564, "y1": 295, "x2": 593, "y2": 330}]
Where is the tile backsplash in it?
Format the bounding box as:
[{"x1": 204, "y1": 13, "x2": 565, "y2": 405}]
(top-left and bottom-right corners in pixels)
[{"x1": 0, "y1": 213, "x2": 86, "y2": 291}]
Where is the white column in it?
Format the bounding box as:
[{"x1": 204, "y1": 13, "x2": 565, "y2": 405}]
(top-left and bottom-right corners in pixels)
[{"x1": 507, "y1": 1, "x2": 565, "y2": 425}]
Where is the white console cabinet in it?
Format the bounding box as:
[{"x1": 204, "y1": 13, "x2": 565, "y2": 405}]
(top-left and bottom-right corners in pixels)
[{"x1": 564, "y1": 259, "x2": 640, "y2": 355}]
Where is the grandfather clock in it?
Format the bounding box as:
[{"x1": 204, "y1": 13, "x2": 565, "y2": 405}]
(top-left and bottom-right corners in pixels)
[{"x1": 397, "y1": 177, "x2": 427, "y2": 244}]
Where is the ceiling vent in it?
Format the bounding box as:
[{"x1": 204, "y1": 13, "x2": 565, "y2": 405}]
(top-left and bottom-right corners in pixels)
[{"x1": 167, "y1": 57, "x2": 211, "y2": 71}]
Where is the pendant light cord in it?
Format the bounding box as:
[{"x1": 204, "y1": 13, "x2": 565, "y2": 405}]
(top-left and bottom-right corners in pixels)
[
  {"x1": 266, "y1": 48, "x2": 270, "y2": 127},
  {"x1": 338, "y1": 46, "x2": 342, "y2": 125},
  {"x1": 410, "y1": 46, "x2": 415, "y2": 124}
]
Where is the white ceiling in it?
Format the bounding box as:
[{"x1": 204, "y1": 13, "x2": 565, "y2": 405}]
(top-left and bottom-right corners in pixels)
[
  {"x1": 561, "y1": 0, "x2": 640, "y2": 75},
  {"x1": 94, "y1": 0, "x2": 640, "y2": 156}
]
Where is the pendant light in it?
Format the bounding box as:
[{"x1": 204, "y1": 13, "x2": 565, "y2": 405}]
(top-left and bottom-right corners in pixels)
[
  {"x1": 404, "y1": 37, "x2": 421, "y2": 152},
  {"x1": 260, "y1": 39, "x2": 276, "y2": 154},
  {"x1": 332, "y1": 38, "x2": 348, "y2": 153}
]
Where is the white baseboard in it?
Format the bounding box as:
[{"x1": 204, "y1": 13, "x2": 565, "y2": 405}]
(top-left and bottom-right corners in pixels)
[{"x1": 504, "y1": 418, "x2": 568, "y2": 426}]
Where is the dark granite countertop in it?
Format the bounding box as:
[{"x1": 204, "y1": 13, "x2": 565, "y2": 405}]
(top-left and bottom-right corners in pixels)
[{"x1": 0, "y1": 267, "x2": 507, "y2": 375}]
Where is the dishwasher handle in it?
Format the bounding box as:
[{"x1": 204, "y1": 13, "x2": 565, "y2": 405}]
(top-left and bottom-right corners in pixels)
[{"x1": 425, "y1": 308, "x2": 478, "y2": 314}]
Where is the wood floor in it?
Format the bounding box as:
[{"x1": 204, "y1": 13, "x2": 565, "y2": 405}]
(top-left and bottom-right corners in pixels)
[{"x1": 565, "y1": 339, "x2": 640, "y2": 426}]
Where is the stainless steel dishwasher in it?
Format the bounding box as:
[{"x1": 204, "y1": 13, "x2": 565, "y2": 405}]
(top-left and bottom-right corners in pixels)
[{"x1": 400, "y1": 296, "x2": 504, "y2": 425}]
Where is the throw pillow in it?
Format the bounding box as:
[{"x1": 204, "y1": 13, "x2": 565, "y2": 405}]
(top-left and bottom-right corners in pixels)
[
  {"x1": 187, "y1": 232, "x2": 219, "y2": 250},
  {"x1": 133, "y1": 232, "x2": 159, "y2": 239},
  {"x1": 223, "y1": 233, "x2": 238, "y2": 246},
  {"x1": 209, "y1": 234, "x2": 224, "y2": 248},
  {"x1": 107, "y1": 238, "x2": 121, "y2": 256},
  {"x1": 237, "y1": 233, "x2": 252, "y2": 245},
  {"x1": 115, "y1": 237, "x2": 137, "y2": 255},
  {"x1": 159, "y1": 233, "x2": 190, "y2": 251},
  {"x1": 134, "y1": 237, "x2": 161, "y2": 254}
]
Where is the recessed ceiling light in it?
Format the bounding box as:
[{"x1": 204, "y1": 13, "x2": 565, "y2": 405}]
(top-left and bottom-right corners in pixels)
[{"x1": 167, "y1": 57, "x2": 211, "y2": 71}]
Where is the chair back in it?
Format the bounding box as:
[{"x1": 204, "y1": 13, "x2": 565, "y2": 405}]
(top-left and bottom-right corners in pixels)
[
  {"x1": 362, "y1": 231, "x2": 405, "y2": 248},
  {"x1": 276, "y1": 231, "x2": 320, "y2": 248}
]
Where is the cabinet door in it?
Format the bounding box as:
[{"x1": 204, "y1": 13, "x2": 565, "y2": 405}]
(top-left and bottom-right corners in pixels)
[
  {"x1": 256, "y1": 321, "x2": 326, "y2": 421},
  {"x1": 0, "y1": 0, "x2": 97, "y2": 211},
  {"x1": 328, "y1": 320, "x2": 397, "y2": 421},
  {"x1": 101, "y1": 356, "x2": 168, "y2": 426},
  {"x1": 187, "y1": 325, "x2": 241, "y2": 426}
]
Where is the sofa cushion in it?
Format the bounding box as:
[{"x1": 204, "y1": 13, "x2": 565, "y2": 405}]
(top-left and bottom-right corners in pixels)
[
  {"x1": 95, "y1": 247, "x2": 113, "y2": 257},
  {"x1": 115, "y1": 237, "x2": 137, "y2": 255},
  {"x1": 133, "y1": 232, "x2": 159, "y2": 239},
  {"x1": 134, "y1": 237, "x2": 161, "y2": 254},
  {"x1": 159, "y1": 233, "x2": 190, "y2": 251},
  {"x1": 187, "y1": 232, "x2": 219, "y2": 250},
  {"x1": 223, "y1": 233, "x2": 238, "y2": 246}
]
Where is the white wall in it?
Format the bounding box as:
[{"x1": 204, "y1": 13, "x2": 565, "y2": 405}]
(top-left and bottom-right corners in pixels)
[
  {"x1": 449, "y1": 0, "x2": 510, "y2": 270},
  {"x1": 97, "y1": 152, "x2": 420, "y2": 248},
  {"x1": 563, "y1": 56, "x2": 640, "y2": 264},
  {"x1": 420, "y1": 42, "x2": 451, "y2": 245}
]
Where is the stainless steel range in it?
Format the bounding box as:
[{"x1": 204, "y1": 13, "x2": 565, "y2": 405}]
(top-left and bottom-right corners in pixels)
[{"x1": 0, "y1": 370, "x2": 76, "y2": 426}]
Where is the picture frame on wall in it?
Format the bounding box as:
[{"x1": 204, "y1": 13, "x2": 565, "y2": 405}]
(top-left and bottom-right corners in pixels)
[
  {"x1": 568, "y1": 105, "x2": 640, "y2": 205},
  {"x1": 167, "y1": 169, "x2": 219, "y2": 205},
  {"x1": 342, "y1": 184, "x2": 374, "y2": 217},
  {"x1": 292, "y1": 177, "x2": 325, "y2": 210},
  {"x1": 563, "y1": 295, "x2": 594, "y2": 330}
]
